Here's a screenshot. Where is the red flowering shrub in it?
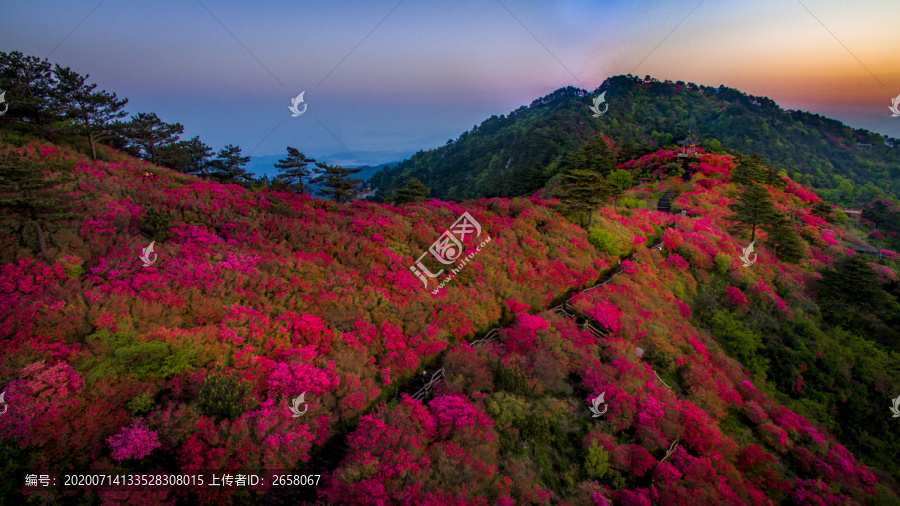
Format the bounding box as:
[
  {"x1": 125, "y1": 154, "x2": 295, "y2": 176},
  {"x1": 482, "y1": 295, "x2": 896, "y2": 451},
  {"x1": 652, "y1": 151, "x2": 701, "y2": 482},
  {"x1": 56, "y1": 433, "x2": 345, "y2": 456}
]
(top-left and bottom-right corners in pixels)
[
  {"x1": 108, "y1": 419, "x2": 162, "y2": 461},
  {"x1": 666, "y1": 253, "x2": 690, "y2": 271},
  {"x1": 504, "y1": 297, "x2": 530, "y2": 314},
  {"x1": 584, "y1": 300, "x2": 623, "y2": 335},
  {"x1": 724, "y1": 286, "x2": 749, "y2": 307}
]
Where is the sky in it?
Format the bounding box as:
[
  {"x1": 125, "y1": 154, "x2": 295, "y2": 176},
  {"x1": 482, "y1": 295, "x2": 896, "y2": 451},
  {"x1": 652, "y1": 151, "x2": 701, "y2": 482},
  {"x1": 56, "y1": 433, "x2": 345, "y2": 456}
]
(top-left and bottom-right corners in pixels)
[{"x1": 2, "y1": 0, "x2": 899, "y2": 166}]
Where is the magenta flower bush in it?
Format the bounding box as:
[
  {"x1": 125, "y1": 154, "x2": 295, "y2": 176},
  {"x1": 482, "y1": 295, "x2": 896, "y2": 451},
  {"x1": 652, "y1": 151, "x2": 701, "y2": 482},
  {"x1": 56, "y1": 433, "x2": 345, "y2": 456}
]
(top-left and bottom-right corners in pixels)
[{"x1": 108, "y1": 419, "x2": 161, "y2": 461}]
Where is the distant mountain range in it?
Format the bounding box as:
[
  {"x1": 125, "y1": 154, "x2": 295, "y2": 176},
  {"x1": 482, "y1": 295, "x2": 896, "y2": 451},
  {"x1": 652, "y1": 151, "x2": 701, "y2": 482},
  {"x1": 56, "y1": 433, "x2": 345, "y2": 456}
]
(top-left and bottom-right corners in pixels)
[
  {"x1": 245, "y1": 149, "x2": 415, "y2": 181},
  {"x1": 368, "y1": 74, "x2": 900, "y2": 203}
]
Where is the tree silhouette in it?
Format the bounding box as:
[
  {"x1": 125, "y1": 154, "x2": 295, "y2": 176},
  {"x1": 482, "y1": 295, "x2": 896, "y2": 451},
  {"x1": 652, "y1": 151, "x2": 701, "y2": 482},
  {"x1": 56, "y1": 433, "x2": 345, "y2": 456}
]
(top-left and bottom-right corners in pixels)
[
  {"x1": 162, "y1": 136, "x2": 214, "y2": 176},
  {"x1": 810, "y1": 200, "x2": 834, "y2": 222},
  {"x1": 559, "y1": 169, "x2": 614, "y2": 227},
  {"x1": 726, "y1": 183, "x2": 776, "y2": 242},
  {"x1": 52, "y1": 65, "x2": 128, "y2": 160},
  {"x1": 391, "y1": 177, "x2": 430, "y2": 204},
  {"x1": 817, "y1": 255, "x2": 899, "y2": 318},
  {"x1": 116, "y1": 113, "x2": 184, "y2": 166},
  {"x1": 208, "y1": 144, "x2": 253, "y2": 185},
  {"x1": 273, "y1": 147, "x2": 317, "y2": 194},
  {"x1": 763, "y1": 213, "x2": 804, "y2": 262},
  {"x1": 0, "y1": 51, "x2": 56, "y2": 124},
  {"x1": 313, "y1": 162, "x2": 363, "y2": 203}
]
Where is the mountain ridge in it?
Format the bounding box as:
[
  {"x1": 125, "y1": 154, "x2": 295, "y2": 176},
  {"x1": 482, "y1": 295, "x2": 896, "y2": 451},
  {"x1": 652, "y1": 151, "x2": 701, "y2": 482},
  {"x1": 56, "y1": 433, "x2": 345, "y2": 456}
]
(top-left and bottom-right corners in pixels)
[{"x1": 369, "y1": 75, "x2": 900, "y2": 204}]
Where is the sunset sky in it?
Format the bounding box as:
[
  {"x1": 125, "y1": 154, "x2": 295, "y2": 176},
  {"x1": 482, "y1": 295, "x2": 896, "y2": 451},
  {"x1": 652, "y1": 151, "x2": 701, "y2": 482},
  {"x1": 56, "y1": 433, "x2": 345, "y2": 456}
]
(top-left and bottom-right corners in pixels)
[{"x1": 3, "y1": 0, "x2": 899, "y2": 165}]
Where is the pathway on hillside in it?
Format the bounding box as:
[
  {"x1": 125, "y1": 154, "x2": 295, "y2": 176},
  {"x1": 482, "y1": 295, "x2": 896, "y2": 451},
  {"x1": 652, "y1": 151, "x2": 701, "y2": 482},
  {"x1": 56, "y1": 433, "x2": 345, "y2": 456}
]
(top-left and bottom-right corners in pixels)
[
  {"x1": 266, "y1": 232, "x2": 673, "y2": 504},
  {"x1": 657, "y1": 191, "x2": 676, "y2": 214}
]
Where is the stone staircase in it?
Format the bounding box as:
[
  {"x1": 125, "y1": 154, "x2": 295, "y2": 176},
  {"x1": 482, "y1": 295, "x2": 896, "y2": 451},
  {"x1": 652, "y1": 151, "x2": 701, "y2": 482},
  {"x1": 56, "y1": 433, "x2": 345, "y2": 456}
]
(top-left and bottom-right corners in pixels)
[{"x1": 657, "y1": 191, "x2": 675, "y2": 214}]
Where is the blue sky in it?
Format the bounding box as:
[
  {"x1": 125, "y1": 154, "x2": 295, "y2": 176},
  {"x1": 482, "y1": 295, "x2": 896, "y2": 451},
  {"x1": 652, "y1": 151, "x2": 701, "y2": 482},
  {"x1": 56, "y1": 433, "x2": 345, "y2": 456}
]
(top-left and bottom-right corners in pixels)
[{"x1": 2, "y1": 0, "x2": 899, "y2": 165}]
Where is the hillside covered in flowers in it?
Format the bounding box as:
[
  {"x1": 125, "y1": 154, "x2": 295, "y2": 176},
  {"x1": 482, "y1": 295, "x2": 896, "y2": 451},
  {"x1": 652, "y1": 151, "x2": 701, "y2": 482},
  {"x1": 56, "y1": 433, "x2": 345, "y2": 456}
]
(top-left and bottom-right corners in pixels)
[{"x1": 1, "y1": 136, "x2": 899, "y2": 505}]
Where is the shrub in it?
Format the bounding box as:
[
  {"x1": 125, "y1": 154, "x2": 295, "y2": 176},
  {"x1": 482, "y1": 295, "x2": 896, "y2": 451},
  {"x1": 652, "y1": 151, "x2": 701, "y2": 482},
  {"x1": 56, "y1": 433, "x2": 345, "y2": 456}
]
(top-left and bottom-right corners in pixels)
[
  {"x1": 58, "y1": 255, "x2": 85, "y2": 278},
  {"x1": 140, "y1": 208, "x2": 171, "y2": 241},
  {"x1": 832, "y1": 209, "x2": 849, "y2": 225},
  {"x1": 199, "y1": 372, "x2": 255, "y2": 420},
  {"x1": 672, "y1": 280, "x2": 686, "y2": 300},
  {"x1": 585, "y1": 440, "x2": 610, "y2": 479},
  {"x1": 107, "y1": 420, "x2": 161, "y2": 461},
  {"x1": 666, "y1": 253, "x2": 690, "y2": 271},
  {"x1": 675, "y1": 244, "x2": 695, "y2": 266},
  {"x1": 714, "y1": 254, "x2": 732, "y2": 275},
  {"x1": 707, "y1": 310, "x2": 767, "y2": 378},
  {"x1": 588, "y1": 227, "x2": 624, "y2": 257},
  {"x1": 3, "y1": 135, "x2": 30, "y2": 148},
  {"x1": 619, "y1": 197, "x2": 647, "y2": 209},
  {"x1": 724, "y1": 286, "x2": 749, "y2": 308},
  {"x1": 128, "y1": 392, "x2": 155, "y2": 415}
]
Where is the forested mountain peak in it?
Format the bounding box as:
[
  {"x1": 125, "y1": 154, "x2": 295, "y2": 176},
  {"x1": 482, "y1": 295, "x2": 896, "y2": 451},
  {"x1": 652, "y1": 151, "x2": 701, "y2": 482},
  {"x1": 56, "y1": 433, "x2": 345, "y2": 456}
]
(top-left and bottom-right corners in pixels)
[{"x1": 369, "y1": 74, "x2": 899, "y2": 203}]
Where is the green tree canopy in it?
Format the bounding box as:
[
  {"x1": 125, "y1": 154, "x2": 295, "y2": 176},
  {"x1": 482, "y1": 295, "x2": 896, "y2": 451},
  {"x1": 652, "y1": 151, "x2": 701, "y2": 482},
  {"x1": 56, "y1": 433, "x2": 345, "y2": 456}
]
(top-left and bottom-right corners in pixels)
[
  {"x1": 116, "y1": 112, "x2": 184, "y2": 166},
  {"x1": 273, "y1": 147, "x2": 317, "y2": 194},
  {"x1": 559, "y1": 169, "x2": 614, "y2": 227},
  {"x1": 810, "y1": 200, "x2": 835, "y2": 222},
  {"x1": 726, "y1": 183, "x2": 777, "y2": 242},
  {"x1": 818, "y1": 255, "x2": 899, "y2": 317},
  {"x1": 560, "y1": 136, "x2": 617, "y2": 176},
  {"x1": 608, "y1": 169, "x2": 633, "y2": 206},
  {"x1": 161, "y1": 136, "x2": 214, "y2": 176},
  {"x1": 0, "y1": 51, "x2": 56, "y2": 124},
  {"x1": 313, "y1": 162, "x2": 363, "y2": 203},
  {"x1": 208, "y1": 144, "x2": 253, "y2": 185},
  {"x1": 391, "y1": 177, "x2": 430, "y2": 204},
  {"x1": 52, "y1": 65, "x2": 128, "y2": 160},
  {"x1": 763, "y1": 213, "x2": 805, "y2": 263}
]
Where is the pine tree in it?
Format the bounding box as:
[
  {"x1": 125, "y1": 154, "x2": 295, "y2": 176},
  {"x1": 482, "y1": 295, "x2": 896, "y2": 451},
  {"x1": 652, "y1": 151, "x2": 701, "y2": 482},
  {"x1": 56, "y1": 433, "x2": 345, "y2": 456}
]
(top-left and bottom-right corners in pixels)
[
  {"x1": 561, "y1": 137, "x2": 617, "y2": 175},
  {"x1": 52, "y1": 65, "x2": 128, "y2": 160},
  {"x1": 818, "y1": 255, "x2": 899, "y2": 317},
  {"x1": 208, "y1": 144, "x2": 253, "y2": 185},
  {"x1": 116, "y1": 112, "x2": 184, "y2": 165},
  {"x1": 312, "y1": 162, "x2": 363, "y2": 203},
  {"x1": 731, "y1": 153, "x2": 764, "y2": 185},
  {"x1": 810, "y1": 200, "x2": 834, "y2": 222},
  {"x1": 0, "y1": 51, "x2": 56, "y2": 124},
  {"x1": 272, "y1": 147, "x2": 317, "y2": 194},
  {"x1": 161, "y1": 136, "x2": 214, "y2": 176},
  {"x1": 726, "y1": 183, "x2": 777, "y2": 242},
  {"x1": 0, "y1": 151, "x2": 74, "y2": 258},
  {"x1": 559, "y1": 169, "x2": 614, "y2": 227},
  {"x1": 608, "y1": 169, "x2": 633, "y2": 207},
  {"x1": 391, "y1": 177, "x2": 430, "y2": 204},
  {"x1": 764, "y1": 213, "x2": 804, "y2": 262}
]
